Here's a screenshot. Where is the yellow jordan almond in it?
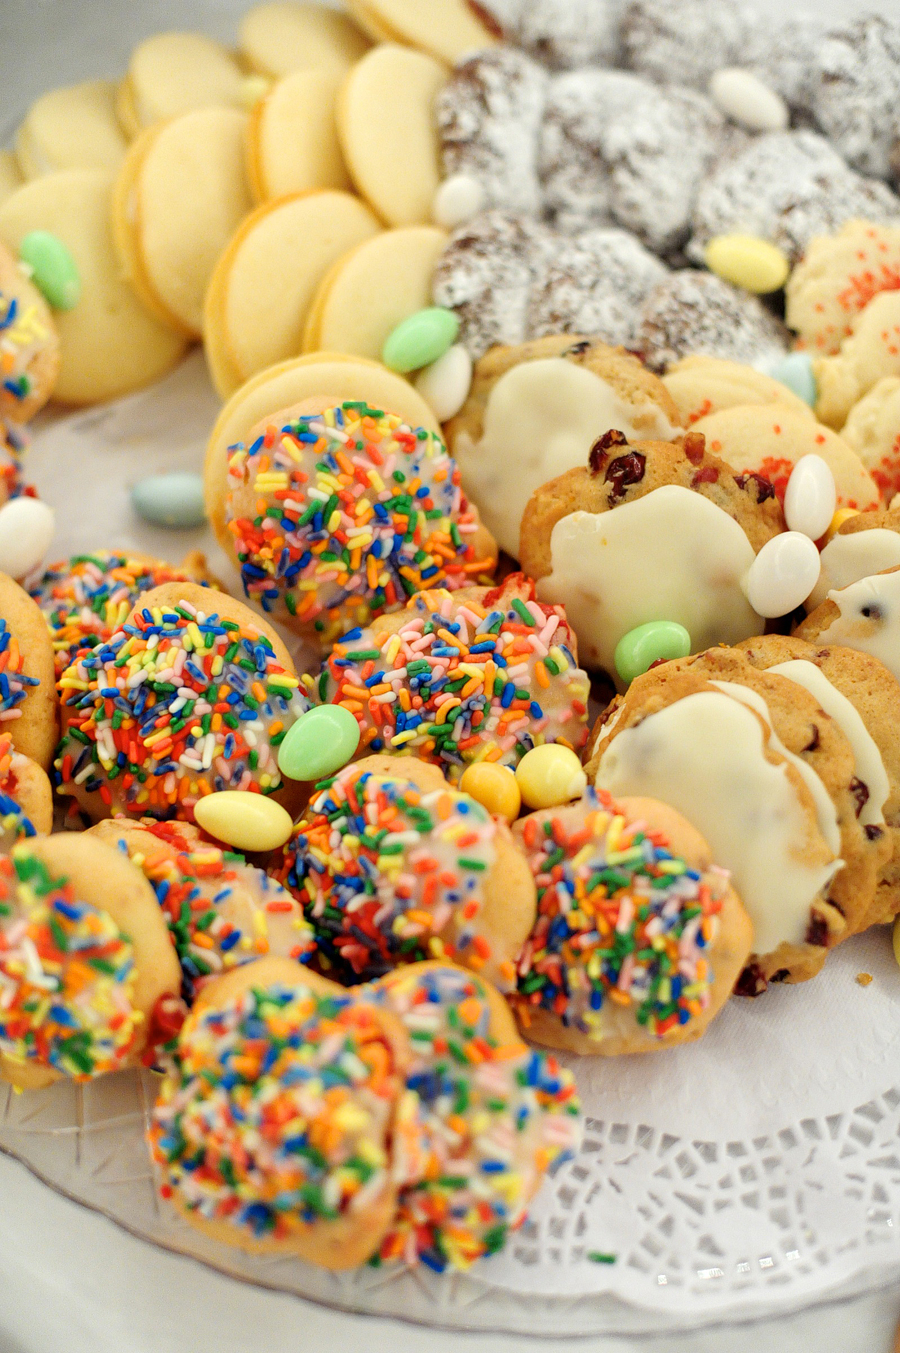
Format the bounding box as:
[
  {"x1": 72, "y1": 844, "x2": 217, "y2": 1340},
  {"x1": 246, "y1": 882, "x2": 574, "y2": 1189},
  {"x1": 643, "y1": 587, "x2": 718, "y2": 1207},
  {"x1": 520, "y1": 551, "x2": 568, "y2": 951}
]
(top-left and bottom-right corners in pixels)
[
  {"x1": 704, "y1": 234, "x2": 790, "y2": 296},
  {"x1": 193, "y1": 789, "x2": 294, "y2": 852}
]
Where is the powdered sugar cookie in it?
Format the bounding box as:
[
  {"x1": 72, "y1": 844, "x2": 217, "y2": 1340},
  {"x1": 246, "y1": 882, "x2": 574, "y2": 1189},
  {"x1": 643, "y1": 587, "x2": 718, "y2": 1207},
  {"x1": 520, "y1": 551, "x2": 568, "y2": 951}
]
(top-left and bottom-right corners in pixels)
[
  {"x1": 620, "y1": 0, "x2": 747, "y2": 89},
  {"x1": 636, "y1": 271, "x2": 790, "y2": 374},
  {"x1": 814, "y1": 291, "x2": 900, "y2": 430},
  {"x1": 345, "y1": 0, "x2": 496, "y2": 65},
  {"x1": 0, "y1": 239, "x2": 59, "y2": 423},
  {"x1": 303, "y1": 226, "x2": 447, "y2": 359},
  {"x1": 0, "y1": 832, "x2": 180, "y2": 1090},
  {"x1": 473, "y1": 0, "x2": 619, "y2": 70},
  {"x1": 796, "y1": 565, "x2": 900, "y2": 684},
  {"x1": 0, "y1": 732, "x2": 52, "y2": 850},
  {"x1": 786, "y1": 220, "x2": 900, "y2": 357},
  {"x1": 0, "y1": 571, "x2": 56, "y2": 770},
  {"x1": 662, "y1": 356, "x2": 816, "y2": 427},
  {"x1": 239, "y1": 2, "x2": 370, "y2": 78},
  {"x1": 0, "y1": 170, "x2": 187, "y2": 405},
  {"x1": 445, "y1": 334, "x2": 682, "y2": 558},
  {"x1": 16, "y1": 80, "x2": 127, "y2": 178},
  {"x1": 690, "y1": 403, "x2": 879, "y2": 508},
  {"x1": 338, "y1": 45, "x2": 446, "y2": 228},
  {"x1": 117, "y1": 33, "x2": 243, "y2": 136},
  {"x1": 513, "y1": 790, "x2": 752, "y2": 1054},
  {"x1": 203, "y1": 191, "x2": 380, "y2": 399},
  {"x1": 841, "y1": 378, "x2": 900, "y2": 502},
  {"x1": 112, "y1": 108, "x2": 252, "y2": 339},
  {"x1": 247, "y1": 69, "x2": 351, "y2": 201},
  {"x1": 810, "y1": 16, "x2": 900, "y2": 181}
]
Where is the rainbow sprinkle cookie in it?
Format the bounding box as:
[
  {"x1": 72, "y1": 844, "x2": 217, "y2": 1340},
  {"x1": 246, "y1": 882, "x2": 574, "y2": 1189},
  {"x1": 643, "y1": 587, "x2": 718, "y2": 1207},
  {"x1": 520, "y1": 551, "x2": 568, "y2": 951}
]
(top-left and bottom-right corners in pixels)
[
  {"x1": 55, "y1": 596, "x2": 311, "y2": 820},
  {"x1": 108, "y1": 819, "x2": 315, "y2": 1001},
  {"x1": 275, "y1": 764, "x2": 519, "y2": 988},
  {"x1": 514, "y1": 789, "x2": 725, "y2": 1043},
  {"x1": 0, "y1": 846, "x2": 139, "y2": 1079},
  {"x1": 224, "y1": 403, "x2": 495, "y2": 645},
  {"x1": 0, "y1": 287, "x2": 56, "y2": 423},
  {"x1": 150, "y1": 981, "x2": 403, "y2": 1253},
  {"x1": 0, "y1": 733, "x2": 37, "y2": 851},
  {"x1": 32, "y1": 552, "x2": 199, "y2": 677},
  {"x1": 0, "y1": 421, "x2": 35, "y2": 507},
  {"x1": 316, "y1": 575, "x2": 590, "y2": 780},
  {"x1": 0, "y1": 616, "x2": 40, "y2": 726},
  {"x1": 372, "y1": 964, "x2": 581, "y2": 1272}
]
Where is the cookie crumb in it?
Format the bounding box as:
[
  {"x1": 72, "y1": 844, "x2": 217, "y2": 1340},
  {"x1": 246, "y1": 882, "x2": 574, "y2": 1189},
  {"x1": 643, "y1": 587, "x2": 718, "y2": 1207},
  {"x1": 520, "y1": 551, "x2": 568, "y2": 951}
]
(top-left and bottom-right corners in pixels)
[{"x1": 856, "y1": 972, "x2": 874, "y2": 986}]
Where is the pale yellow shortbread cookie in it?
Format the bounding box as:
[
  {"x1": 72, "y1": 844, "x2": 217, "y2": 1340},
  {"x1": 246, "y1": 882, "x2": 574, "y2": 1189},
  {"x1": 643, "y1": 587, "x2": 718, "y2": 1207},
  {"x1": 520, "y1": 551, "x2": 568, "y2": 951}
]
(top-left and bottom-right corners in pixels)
[
  {"x1": 814, "y1": 291, "x2": 900, "y2": 430},
  {"x1": 345, "y1": 0, "x2": 497, "y2": 64},
  {"x1": 117, "y1": 32, "x2": 244, "y2": 136},
  {"x1": 662, "y1": 355, "x2": 816, "y2": 426},
  {"x1": 16, "y1": 81, "x2": 127, "y2": 178},
  {"x1": 239, "y1": 2, "x2": 371, "y2": 78},
  {"x1": 246, "y1": 68, "x2": 351, "y2": 201},
  {"x1": 841, "y1": 376, "x2": 900, "y2": 505},
  {"x1": 0, "y1": 153, "x2": 22, "y2": 209}
]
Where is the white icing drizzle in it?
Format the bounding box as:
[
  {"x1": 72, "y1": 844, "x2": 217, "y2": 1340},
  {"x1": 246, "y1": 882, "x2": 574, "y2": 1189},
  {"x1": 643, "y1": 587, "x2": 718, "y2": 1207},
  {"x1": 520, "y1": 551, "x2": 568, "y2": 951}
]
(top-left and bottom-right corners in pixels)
[
  {"x1": 536, "y1": 484, "x2": 761, "y2": 684},
  {"x1": 594, "y1": 691, "x2": 841, "y2": 955},
  {"x1": 454, "y1": 358, "x2": 680, "y2": 558},
  {"x1": 769, "y1": 660, "x2": 889, "y2": 827},
  {"x1": 808, "y1": 530, "x2": 900, "y2": 609},
  {"x1": 817, "y1": 570, "x2": 900, "y2": 683}
]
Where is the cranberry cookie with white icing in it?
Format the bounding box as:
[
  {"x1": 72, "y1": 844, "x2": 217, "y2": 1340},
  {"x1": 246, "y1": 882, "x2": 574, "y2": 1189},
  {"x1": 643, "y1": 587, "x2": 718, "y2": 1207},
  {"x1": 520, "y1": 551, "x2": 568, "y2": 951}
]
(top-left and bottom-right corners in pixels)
[
  {"x1": 512, "y1": 790, "x2": 752, "y2": 1056},
  {"x1": 445, "y1": 334, "x2": 682, "y2": 559},
  {"x1": 585, "y1": 666, "x2": 845, "y2": 990},
  {"x1": 519, "y1": 430, "x2": 783, "y2": 685},
  {"x1": 785, "y1": 220, "x2": 900, "y2": 357},
  {"x1": 796, "y1": 565, "x2": 900, "y2": 685},
  {"x1": 807, "y1": 509, "x2": 900, "y2": 609},
  {"x1": 314, "y1": 573, "x2": 590, "y2": 780}
]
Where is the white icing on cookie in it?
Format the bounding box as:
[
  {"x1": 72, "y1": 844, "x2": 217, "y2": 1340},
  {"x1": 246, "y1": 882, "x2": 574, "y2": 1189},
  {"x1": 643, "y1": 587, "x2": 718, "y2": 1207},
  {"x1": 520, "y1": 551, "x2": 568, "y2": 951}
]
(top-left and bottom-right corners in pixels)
[
  {"x1": 535, "y1": 484, "x2": 760, "y2": 683},
  {"x1": 594, "y1": 690, "x2": 841, "y2": 955},
  {"x1": 807, "y1": 529, "x2": 900, "y2": 609},
  {"x1": 454, "y1": 358, "x2": 681, "y2": 558},
  {"x1": 768, "y1": 660, "x2": 889, "y2": 827},
  {"x1": 816, "y1": 570, "x2": 900, "y2": 683}
]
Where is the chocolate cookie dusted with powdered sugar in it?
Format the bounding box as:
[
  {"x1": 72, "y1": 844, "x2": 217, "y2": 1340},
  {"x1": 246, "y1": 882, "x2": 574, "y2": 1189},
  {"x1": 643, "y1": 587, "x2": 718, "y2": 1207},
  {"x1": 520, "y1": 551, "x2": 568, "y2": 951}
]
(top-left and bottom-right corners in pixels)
[
  {"x1": 619, "y1": 0, "x2": 748, "y2": 89},
  {"x1": 471, "y1": 0, "x2": 620, "y2": 70},
  {"x1": 689, "y1": 130, "x2": 900, "y2": 265},
  {"x1": 743, "y1": 12, "x2": 824, "y2": 114},
  {"x1": 809, "y1": 15, "x2": 900, "y2": 182},
  {"x1": 635, "y1": 271, "x2": 790, "y2": 373},
  {"x1": 528, "y1": 228, "x2": 668, "y2": 345},
  {"x1": 436, "y1": 47, "x2": 548, "y2": 217}
]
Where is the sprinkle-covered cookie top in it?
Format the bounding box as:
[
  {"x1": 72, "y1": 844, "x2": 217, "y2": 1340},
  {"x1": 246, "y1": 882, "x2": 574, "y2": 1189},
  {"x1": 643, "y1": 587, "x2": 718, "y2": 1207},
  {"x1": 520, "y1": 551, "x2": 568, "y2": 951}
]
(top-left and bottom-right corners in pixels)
[
  {"x1": 316, "y1": 577, "x2": 590, "y2": 780},
  {"x1": 33, "y1": 552, "x2": 197, "y2": 677},
  {"x1": 0, "y1": 291, "x2": 50, "y2": 411},
  {"x1": 0, "y1": 846, "x2": 139, "y2": 1078},
  {"x1": 0, "y1": 617, "x2": 39, "y2": 724},
  {"x1": 150, "y1": 983, "x2": 402, "y2": 1244},
  {"x1": 56, "y1": 597, "x2": 310, "y2": 819},
  {"x1": 224, "y1": 402, "x2": 493, "y2": 642},
  {"x1": 114, "y1": 820, "x2": 315, "y2": 1001},
  {"x1": 515, "y1": 789, "x2": 724, "y2": 1040},
  {"x1": 373, "y1": 965, "x2": 581, "y2": 1272},
  {"x1": 0, "y1": 733, "x2": 37, "y2": 851},
  {"x1": 275, "y1": 766, "x2": 508, "y2": 986}
]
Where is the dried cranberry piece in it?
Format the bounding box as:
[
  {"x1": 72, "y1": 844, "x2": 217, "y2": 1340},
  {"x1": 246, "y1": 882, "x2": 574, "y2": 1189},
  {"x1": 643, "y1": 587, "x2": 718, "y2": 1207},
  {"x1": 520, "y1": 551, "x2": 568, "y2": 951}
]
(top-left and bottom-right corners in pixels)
[
  {"x1": 805, "y1": 915, "x2": 830, "y2": 947},
  {"x1": 605, "y1": 450, "x2": 646, "y2": 501},
  {"x1": 734, "y1": 963, "x2": 767, "y2": 997},
  {"x1": 804, "y1": 724, "x2": 820, "y2": 753},
  {"x1": 865, "y1": 823, "x2": 884, "y2": 841},
  {"x1": 770, "y1": 968, "x2": 790, "y2": 983},
  {"x1": 733, "y1": 472, "x2": 776, "y2": 504},
  {"x1": 589, "y1": 428, "x2": 629, "y2": 475},
  {"x1": 563, "y1": 340, "x2": 591, "y2": 357},
  {"x1": 850, "y1": 776, "x2": 870, "y2": 818},
  {"x1": 681, "y1": 431, "x2": 706, "y2": 465},
  {"x1": 691, "y1": 465, "x2": 719, "y2": 486}
]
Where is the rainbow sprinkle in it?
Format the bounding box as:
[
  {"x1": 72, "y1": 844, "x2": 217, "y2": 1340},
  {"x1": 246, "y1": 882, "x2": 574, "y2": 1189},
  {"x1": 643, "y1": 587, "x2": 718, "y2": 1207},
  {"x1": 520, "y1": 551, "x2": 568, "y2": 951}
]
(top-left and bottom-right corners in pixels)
[
  {"x1": 55, "y1": 597, "x2": 311, "y2": 820},
  {"x1": 372, "y1": 965, "x2": 581, "y2": 1272},
  {"x1": 274, "y1": 766, "x2": 513, "y2": 987},
  {"x1": 0, "y1": 291, "x2": 49, "y2": 409},
  {"x1": 0, "y1": 732, "x2": 37, "y2": 850},
  {"x1": 225, "y1": 403, "x2": 494, "y2": 642},
  {"x1": 33, "y1": 552, "x2": 200, "y2": 677},
  {"x1": 0, "y1": 846, "x2": 139, "y2": 1079},
  {"x1": 112, "y1": 820, "x2": 315, "y2": 1001},
  {"x1": 0, "y1": 617, "x2": 39, "y2": 724},
  {"x1": 515, "y1": 789, "x2": 724, "y2": 1040},
  {"x1": 150, "y1": 983, "x2": 402, "y2": 1244},
  {"x1": 316, "y1": 576, "x2": 590, "y2": 780},
  {"x1": 0, "y1": 420, "x2": 34, "y2": 504}
]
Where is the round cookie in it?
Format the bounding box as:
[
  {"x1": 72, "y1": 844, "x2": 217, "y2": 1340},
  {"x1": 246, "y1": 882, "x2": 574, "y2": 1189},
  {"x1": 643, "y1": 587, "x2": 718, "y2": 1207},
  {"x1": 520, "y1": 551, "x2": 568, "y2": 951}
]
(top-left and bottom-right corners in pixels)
[
  {"x1": 662, "y1": 356, "x2": 816, "y2": 427},
  {"x1": 117, "y1": 33, "x2": 244, "y2": 136},
  {"x1": 338, "y1": 44, "x2": 445, "y2": 229},
  {"x1": 810, "y1": 16, "x2": 900, "y2": 181},
  {"x1": 302, "y1": 226, "x2": 448, "y2": 360},
  {"x1": 586, "y1": 669, "x2": 844, "y2": 989},
  {"x1": 246, "y1": 69, "x2": 351, "y2": 201},
  {"x1": 149, "y1": 957, "x2": 409, "y2": 1264},
  {"x1": 807, "y1": 509, "x2": 900, "y2": 609},
  {"x1": 513, "y1": 790, "x2": 752, "y2": 1055},
  {"x1": 0, "y1": 572, "x2": 56, "y2": 770},
  {"x1": 368, "y1": 961, "x2": 581, "y2": 1271},
  {"x1": 202, "y1": 191, "x2": 380, "y2": 399},
  {"x1": 0, "y1": 170, "x2": 187, "y2": 405},
  {"x1": 90, "y1": 817, "x2": 315, "y2": 1001},
  {"x1": 690, "y1": 403, "x2": 879, "y2": 509},
  {"x1": 736, "y1": 632, "x2": 900, "y2": 930},
  {"x1": 272, "y1": 756, "x2": 536, "y2": 991},
  {"x1": 0, "y1": 732, "x2": 52, "y2": 850},
  {"x1": 0, "y1": 239, "x2": 60, "y2": 423},
  {"x1": 444, "y1": 335, "x2": 683, "y2": 559},
  {"x1": 239, "y1": 3, "x2": 371, "y2": 78},
  {"x1": 55, "y1": 582, "x2": 312, "y2": 823},
  {"x1": 519, "y1": 430, "x2": 784, "y2": 682},
  {"x1": 219, "y1": 400, "x2": 495, "y2": 647},
  {"x1": 814, "y1": 291, "x2": 900, "y2": 431},
  {"x1": 31, "y1": 548, "x2": 216, "y2": 678},
  {"x1": 785, "y1": 219, "x2": 900, "y2": 357},
  {"x1": 0, "y1": 832, "x2": 181, "y2": 1090},
  {"x1": 112, "y1": 108, "x2": 253, "y2": 338},
  {"x1": 15, "y1": 80, "x2": 127, "y2": 178},
  {"x1": 344, "y1": 0, "x2": 497, "y2": 65},
  {"x1": 0, "y1": 154, "x2": 22, "y2": 210},
  {"x1": 315, "y1": 573, "x2": 590, "y2": 779},
  {"x1": 635, "y1": 270, "x2": 790, "y2": 374},
  {"x1": 620, "y1": 0, "x2": 747, "y2": 89},
  {"x1": 796, "y1": 565, "x2": 900, "y2": 685},
  {"x1": 841, "y1": 378, "x2": 900, "y2": 503},
  {"x1": 473, "y1": 0, "x2": 620, "y2": 70}
]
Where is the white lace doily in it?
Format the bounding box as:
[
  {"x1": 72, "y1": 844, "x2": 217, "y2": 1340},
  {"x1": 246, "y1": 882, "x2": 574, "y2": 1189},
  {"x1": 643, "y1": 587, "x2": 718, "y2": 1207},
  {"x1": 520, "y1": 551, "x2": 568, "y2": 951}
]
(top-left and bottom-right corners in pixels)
[{"x1": 6, "y1": 356, "x2": 900, "y2": 1337}]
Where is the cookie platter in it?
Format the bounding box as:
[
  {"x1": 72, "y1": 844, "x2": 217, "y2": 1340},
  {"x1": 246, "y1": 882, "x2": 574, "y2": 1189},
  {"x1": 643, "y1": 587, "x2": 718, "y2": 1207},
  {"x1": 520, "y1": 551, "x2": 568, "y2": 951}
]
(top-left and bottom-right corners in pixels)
[{"x1": 3, "y1": 0, "x2": 900, "y2": 1339}]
